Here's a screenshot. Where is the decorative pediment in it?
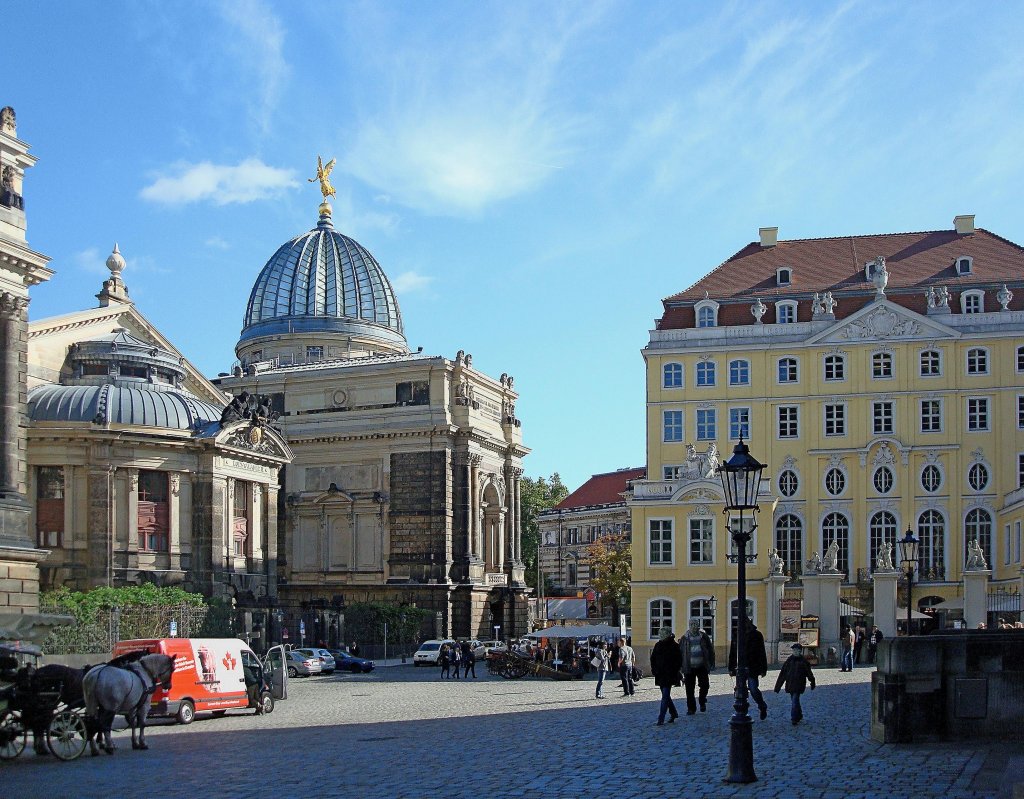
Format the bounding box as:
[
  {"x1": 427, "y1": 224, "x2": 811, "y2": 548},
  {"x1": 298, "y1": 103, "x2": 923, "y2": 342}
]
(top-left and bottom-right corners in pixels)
[
  {"x1": 215, "y1": 420, "x2": 292, "y2": 462},
  {"x1": 808, "y1": 300, "x2": 958, "y2": 345}
]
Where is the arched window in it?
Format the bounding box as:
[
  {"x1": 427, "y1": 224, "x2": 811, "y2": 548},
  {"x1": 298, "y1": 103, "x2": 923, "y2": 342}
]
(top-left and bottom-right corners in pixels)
[
  {"x1": 649, "y1": 599, "x2": 674, "y2": 640},
  {"x1": 965, "y1": 509, "x2": 992, "y2": 566},
  {"x1": 774, "y1": 515, "x2": 802, "y2": 578},
  {"x1": 688, "y1": 598, "x2": 715, "y2": 639},
  {"x1": 697, "y1": 305, "x2": 716, "y2": 328},
  {"x1": 729, "y1": 359, "x2": 750, "y2": 385},
  {"x1": 917, "y1": 510, "x2": 945, "y2": 581},
  {"x1": 869, "y1": 511, "x2": 897, "y2": 574},
  {"x1": 778, "y1": 357, "x2": 799, "y2": 383},
  {"x1": 822, "y1": 512, "x2": 850, "y2": 580},
  {"x1": 663, "y1": 362, "x2": 683, "y2": 388}
]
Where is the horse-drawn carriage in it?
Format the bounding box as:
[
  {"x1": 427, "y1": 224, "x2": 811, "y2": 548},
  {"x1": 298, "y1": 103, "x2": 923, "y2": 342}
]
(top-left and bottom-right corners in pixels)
[{"x1": 0, "y1": 643, "x2": 90, "y2": 761}]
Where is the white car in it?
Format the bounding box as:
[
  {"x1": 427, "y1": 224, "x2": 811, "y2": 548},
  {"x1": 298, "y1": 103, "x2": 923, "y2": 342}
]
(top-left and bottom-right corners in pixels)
[
  {"x1": 413, "y1": 639, "x2": 455, "y2": 666},
  {"x1": 473, "y1": 640, "x2": 507, "y2": 659}
]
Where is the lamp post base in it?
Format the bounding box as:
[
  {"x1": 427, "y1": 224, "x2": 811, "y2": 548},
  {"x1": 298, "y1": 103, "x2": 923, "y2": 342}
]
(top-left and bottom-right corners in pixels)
[{"x1": 724, "y1": 713, "x2": 757, "y2": 783}]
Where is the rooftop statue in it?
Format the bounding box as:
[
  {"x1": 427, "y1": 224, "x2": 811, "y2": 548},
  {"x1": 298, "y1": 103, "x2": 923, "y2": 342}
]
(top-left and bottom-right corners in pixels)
[
  {"x1": 821, "y1": 539, "x2": 840, "y2": 573},
  {"x1": 308, "y1": 154, "x2": 337, "y2": 202},
  {"x1": 965, "y1": 538, "x2": 988, "y2": 571}
]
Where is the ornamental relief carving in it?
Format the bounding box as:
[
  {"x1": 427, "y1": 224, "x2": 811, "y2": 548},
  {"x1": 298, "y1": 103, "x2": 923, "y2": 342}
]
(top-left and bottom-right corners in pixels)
[
  {"x1": 223, "y1": 426, "x2": 285, "y2": 457},
  {"x1": 688, "y1": 504, "x2": 711, "y2": 517},
  {"x1": 837, "y1": 306, "x2": 921, "y2": 340},
  {"x1": 169, "y1": 473, "x2": 181, "y2": 496},
  {"x1": 0, "y1": 292, "x2": 29, "y2": 318},
  {"x1": 781, "y1": 455, "x2": 797, "y2": 471}
]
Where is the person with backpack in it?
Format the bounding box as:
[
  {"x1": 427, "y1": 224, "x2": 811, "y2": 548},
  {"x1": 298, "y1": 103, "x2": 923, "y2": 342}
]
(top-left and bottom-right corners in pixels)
[{"x1": 774, "y1": 643, "x2": 816, "y2": 725}]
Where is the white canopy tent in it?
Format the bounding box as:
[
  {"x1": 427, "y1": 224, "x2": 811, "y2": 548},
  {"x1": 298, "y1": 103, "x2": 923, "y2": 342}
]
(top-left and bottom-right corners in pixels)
[{"x1": 896, "y1": 607, "x2": 932, "y2": 620}]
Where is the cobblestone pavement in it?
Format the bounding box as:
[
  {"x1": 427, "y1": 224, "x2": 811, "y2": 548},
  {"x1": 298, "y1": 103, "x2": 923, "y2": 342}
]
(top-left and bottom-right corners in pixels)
[{"x1": 1, "y1": 664, "x2": 1009, "y2": 799}]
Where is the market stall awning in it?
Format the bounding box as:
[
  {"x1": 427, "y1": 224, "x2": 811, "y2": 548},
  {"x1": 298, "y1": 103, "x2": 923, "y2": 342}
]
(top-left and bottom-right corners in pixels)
[
  {"x1": 527, "y1": 623, "x2": 622, "y2": 639},
  {"x1": 931, "y1": 597, "x2": 964, "y2": 610},
  {"x1": 896, "y1": 607, "x2": 931, "y2": 620},
  {"x1": 839, "y1": 601, "x2": 865, "y2": 616}
]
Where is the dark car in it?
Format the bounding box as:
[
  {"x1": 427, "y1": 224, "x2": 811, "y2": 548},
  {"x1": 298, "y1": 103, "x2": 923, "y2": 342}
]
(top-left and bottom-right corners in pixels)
[{"x1": 327, "y1": 648, "x2": 375, "y2": 673}]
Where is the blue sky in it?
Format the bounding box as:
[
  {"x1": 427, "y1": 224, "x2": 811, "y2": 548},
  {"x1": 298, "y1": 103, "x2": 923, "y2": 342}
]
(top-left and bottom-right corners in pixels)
[{"x1": 8, "y1": 2, "x2": 1024, "y2": 490}]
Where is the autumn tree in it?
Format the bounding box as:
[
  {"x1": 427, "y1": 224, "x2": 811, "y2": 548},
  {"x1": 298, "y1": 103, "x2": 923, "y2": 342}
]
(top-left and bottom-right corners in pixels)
[
  {"x1": 586, "y1": 534, "x2": 632, "y2": 624},
  {"x1": 519, "y1": 473, "x2": 569, "y2": 591}
]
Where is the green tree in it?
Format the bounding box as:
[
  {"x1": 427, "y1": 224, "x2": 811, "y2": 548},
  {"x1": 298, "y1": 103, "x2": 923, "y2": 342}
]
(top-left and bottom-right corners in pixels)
[
  {"x1": 519, "y1": 472, "x2": 569, "y2": 590},
  {"x1": 586, "y1": 534, "x2": 632, "y2": 624}
]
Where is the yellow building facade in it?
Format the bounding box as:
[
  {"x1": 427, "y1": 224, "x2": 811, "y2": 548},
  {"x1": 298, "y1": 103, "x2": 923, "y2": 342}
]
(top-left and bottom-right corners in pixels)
[{"x1": 630, "y1": 217, "x2": 1024, "y2": 665}]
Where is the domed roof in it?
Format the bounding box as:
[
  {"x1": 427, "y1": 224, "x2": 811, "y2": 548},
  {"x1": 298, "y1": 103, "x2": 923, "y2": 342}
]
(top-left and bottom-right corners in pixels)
[
  {"x1": 28, "y1": 384, "x2": 222, "y2": 430},
  {"x1": 239, "y1": 206, "x2": 406, "y2": 350}
]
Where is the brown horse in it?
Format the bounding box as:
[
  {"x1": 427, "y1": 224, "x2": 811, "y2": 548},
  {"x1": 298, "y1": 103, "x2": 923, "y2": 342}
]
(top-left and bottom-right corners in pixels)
[{"x1": 82, "y1": 653, "x2": 175, "y2": 755}]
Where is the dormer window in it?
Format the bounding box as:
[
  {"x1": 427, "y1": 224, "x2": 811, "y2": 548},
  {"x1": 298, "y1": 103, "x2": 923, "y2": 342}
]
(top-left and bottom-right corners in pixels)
[
  {"x1": 955, "y1": 256, "x2": 973, "y2": 276},
  {"x1": 694, "y1": 298, "x2": 720, "y2": 328},
  {"x1": 961, "y1": 289, "x2": 984, "y2": 314},
  {"x1": 775, "y1": 300, "x2": 797, "y2": 324},
  {"x1": 776, "y1": 268, "x2": 792, "y2": 286}
]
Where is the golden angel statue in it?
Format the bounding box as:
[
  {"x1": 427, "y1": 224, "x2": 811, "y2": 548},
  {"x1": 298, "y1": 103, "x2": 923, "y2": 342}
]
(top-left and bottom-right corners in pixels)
[{"x1": 309, "y1": 155, "x2": 337, "y2": 201}]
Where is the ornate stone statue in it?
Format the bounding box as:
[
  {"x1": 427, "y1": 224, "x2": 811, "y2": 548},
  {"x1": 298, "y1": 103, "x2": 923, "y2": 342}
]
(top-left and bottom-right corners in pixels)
[
  {"x1": 0, "y1": 165, "x2": 20, "y2": 210},
  {"x1": 0, "y1": 106, "x2": 15, "y2": 135},
  {"x1": 935, "y1": 286, "x2": 950, "y2": 307},
  {"x1": 925, "y1": 286, "x2": 936, "y2": 309},
  {"x1": 875, "y1": 541, "x2": 894, "y2": 571},
  {"x1": 702, "y1": 442, "x2": 718, "y2": 479},
  {"x1": 821, "y1": 539, "x2": 840, "y2": 573},
  {"x1": 768, "y1": 548, "x2": 784, "y2": 576},
  {"x1": 822, "y1": 291, "x2": 837, "y2": 315},
  {"x1": 965, "y1": 538, "x2": 988, "y2": 570},
  {"x1": 811, "y1": 293, "x2": 823, "y2": 316},
  {"x1": 682, "y1": 444, "x2": 702, "y2": 479},
  {"x1": 308, "y1": 154, "x2": 337, "y2": 202},
  {"x1": 220, "y1": 392, "x2": 249, "y2": 425},
  {"x1": 804, "y1": 551, "x2": 822, "y2": 574},
  {"x1": 997, "y1": 284, "x2": 1013, "y2": 311},
  {"x1": 871, "y1": 256, "x2": 889, "y2": 298},
  {"x1": 751, "y1": 298, "x2": 767, "y2": 323},
  {"x1": 455, "y1": 349, "x2": 466, "y2": 366}
]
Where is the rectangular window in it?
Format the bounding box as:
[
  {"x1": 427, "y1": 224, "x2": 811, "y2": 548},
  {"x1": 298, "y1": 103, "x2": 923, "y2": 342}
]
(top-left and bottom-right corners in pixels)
[
  {"x1": 967, "y1": 398, "x2": 989, "y2": 431},
  {"x1": 1006, "y1": 524, "x2": 1012, "y2": 566},
  {"x1": 232, "y1": 481, "x2": 250, "y2": 558},
  {"x1": 663, "y1": 410, "x2": 683, "y2": 442},
  {"x1": 1018, "y1": 454, "x2": 1024, "y2": 489},
  {"x1": 689, "y1": 518, "x2": 714, "y2": 564},
  {"x1": 137, "y1": 470, "x2": 169, "y2": 552},
  {"x1": 872, "y1": 353, "x2": 893, "y2": 378},
  {"x1": 396, "y1": 380, "x2": 430, "y2": 405},
  {"x1": 729, "y1": 407, "x2": 750, "y2": 440},
  {"x1": 778, "y1": 406, "x2": 798, "y2": 438},
  {"x1": 777, "y1": 304, "x2": 795, "y2": 324},
  {"x1": 967, "y1": 349, "x2": 988, "y2": 375},
  {"x1": 1016, "y1": 521, "x2": 1022, "y2": 564},
  {"x1": 696, "y1": 409, "x2": 716, "y2": 441},
  {"x1": 1018, "y1": 396, "x2": 1024, "y2": 429},
  {"x1": 920, "y1": 350, "x2": 941, "y2": 376},
  {"x1": 872, "y1": 401, "x2": 894, "y2": 435},
  {"x1": 778, "y1": 358, "x2": 798, "y2": 383},
  {"x1": 824, "y1": 404, "x2": 845, "y2": 436},
  {"x1": 35, "y1": 466, "x2": 65, "y2": 548},
  {"x1": 729, "y1": 360, "x2": 750, "y2": 386},
  {"x1": 696, "y1": 362, "x2": 716, "y2": 386},
  {"x1": 306, "y1": 346, "x2": 324, "y2": 361},
  {"x1": 921, "y1": 400, "x2": 942, "y2": 433},
  {"x1": 649, "y1": 520, "x2": 673, "y2": 565},
  {"x1": 965, "y1": 294, "x2": 982, "y2": 314},
  {"x1": 824, "y1": 355, "x2": 845, "y2": 381},
  {"x1": 663, "y1": 465, "x2": 683, "y2": 480}
]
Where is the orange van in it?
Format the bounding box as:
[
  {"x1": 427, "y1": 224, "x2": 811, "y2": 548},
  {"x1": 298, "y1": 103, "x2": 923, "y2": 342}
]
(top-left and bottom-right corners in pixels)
[{"x1": 113, "y1": 638, "x2": 287, "y2": 724}]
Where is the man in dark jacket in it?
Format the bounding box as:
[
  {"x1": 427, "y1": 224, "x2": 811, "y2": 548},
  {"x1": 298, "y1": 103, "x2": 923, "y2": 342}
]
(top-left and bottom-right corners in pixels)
[
  {"x1": 650, "y1": 627, "x2": 682, "y2": 725},
  {"x1": 774, "y1": 643, "x2": 816, "y2": 725},
  {"x1": 867, "y1": 626, "x2": 884, "y2": 664},
  {"x1": 679, "y1": 618, "x2": 715, "y2": 714},
  {"x1": 728, "y1": 619, "x2": 769, "y2": 720}
]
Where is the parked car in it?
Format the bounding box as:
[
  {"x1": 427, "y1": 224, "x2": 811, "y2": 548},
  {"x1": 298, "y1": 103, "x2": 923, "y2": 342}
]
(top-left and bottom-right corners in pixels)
[
  {"x1": 295, "y1": 647, "x2": 335, "y2": 674},
  {"x1": 413, "y1": 639, "x2": 455, "y2": 666},
  {"x1": 473, "y1": 640, "x2": 507, "y2": 659},
  {"x1": 286, "y1": 649, "x2": 323, "y2": 677},
  {"x1": 327, "y1": 648, "x2": 375, "y2": 673}
]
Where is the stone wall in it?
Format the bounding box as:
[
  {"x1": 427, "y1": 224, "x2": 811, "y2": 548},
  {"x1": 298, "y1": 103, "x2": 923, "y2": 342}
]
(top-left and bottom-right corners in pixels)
[
  {"x1": 388, "y1": 450, "x2": 452, "y2": 583},
  {"x1": 0, "y1": 559, "x2": 39, "y2": 612}
]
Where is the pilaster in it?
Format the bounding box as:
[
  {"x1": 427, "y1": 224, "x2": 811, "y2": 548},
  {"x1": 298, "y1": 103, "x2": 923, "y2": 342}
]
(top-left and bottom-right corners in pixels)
[
  {"x1": 763, "y1": 574, "x2": 789, "y2": 663},
  {"x1": 168, "y1": 472, "x2": 182, "y2": 571},
  {"x1": 871, "y1": 569, "x2": 899, "y2": 638},
  {"x1": 963, "y1": 569, "x2": 991, "y2": 628},
  {"x1": 801, "y1": 572, "x2": 843, "y2": 653}
]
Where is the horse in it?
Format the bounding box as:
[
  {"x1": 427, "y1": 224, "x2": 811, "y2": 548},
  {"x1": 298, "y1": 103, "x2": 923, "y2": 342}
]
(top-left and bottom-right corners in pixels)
[{"x1": 82, "y1": 653, "x2": 175, "y2": 755}]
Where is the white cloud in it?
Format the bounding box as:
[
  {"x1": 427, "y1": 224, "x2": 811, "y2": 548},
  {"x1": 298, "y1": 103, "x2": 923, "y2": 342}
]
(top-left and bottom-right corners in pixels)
[
  {"x1": 205, "y1": 236, "x2": 231, "y2": 250},
  {"x1": 390, "y1": 270, "x2": 433, "y2": 294},
  {"x1": 217, "y1": 0, "x2": 288, "y2": 136},
  {"x1": 72, "y1": 247, "x2": 106, "y2": 275},
  {"x1": 140, "y1": 159, "x2": 299, "y2": 206}
]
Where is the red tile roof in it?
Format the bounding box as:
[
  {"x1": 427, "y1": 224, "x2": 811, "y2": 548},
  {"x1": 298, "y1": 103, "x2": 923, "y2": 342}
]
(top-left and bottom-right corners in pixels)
[
  {"x1": 554, "y1": 468, "x2": 646, "y2": 510},
  {"x1": 658, "y1": 227, "x2": 1024, "y2": 329}
]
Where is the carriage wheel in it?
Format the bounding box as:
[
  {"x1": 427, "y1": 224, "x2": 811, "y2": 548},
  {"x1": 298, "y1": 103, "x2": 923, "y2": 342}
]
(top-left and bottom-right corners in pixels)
[
  {"x1": 47, "y1": 710, "x2": 87, "y2": 761},
  {"x1": 0, "y1": 710, "x2": 27, "y2": 760}
]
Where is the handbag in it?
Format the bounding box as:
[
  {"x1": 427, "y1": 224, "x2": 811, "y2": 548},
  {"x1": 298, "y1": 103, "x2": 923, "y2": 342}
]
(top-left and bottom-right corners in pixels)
[
  {"x1": 631, "y1": 665, "x2": 642, "y2": 681},
  {"x1": 590, "y1": 655, "x2": 601, "y2": 668}
]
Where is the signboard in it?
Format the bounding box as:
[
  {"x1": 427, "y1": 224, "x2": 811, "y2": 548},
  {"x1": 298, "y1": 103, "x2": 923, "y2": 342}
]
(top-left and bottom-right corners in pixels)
[
  {"x1": 619, "y1": 616, "x2": 628, "y2": 636},
  {"x1": 797, "y1": 629, "x2": 819, "y2": 648},
  {"x1": 170, "y1": 620, "x2": 178, "y2": 638},
  {"x1": 780, "y1": 599, "x2": 801, "y2": 634}
]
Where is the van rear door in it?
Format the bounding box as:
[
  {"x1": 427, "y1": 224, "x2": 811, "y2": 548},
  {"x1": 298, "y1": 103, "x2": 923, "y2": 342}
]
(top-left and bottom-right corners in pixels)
[{"x1": 264, "y1": 644, "x2": 287, "y2": 700}]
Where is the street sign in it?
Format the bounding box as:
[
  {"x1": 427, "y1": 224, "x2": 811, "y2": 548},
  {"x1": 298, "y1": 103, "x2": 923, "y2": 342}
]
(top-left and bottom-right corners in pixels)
[
  {"x1": 300, "y1": 620, "x2": 306, "y2": 635},
  {"x1": 170, "y1": 620, "x2": 178, "y2": 638}
]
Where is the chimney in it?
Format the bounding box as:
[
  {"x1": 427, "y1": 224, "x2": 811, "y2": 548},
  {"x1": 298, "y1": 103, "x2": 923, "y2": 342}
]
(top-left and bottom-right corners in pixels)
[
  {"x1": 954, "y1": 214, "x2": 975, "y2": 235},
  {"x1": 759, "y1": 227, "x2": 778, "y2": 248}
]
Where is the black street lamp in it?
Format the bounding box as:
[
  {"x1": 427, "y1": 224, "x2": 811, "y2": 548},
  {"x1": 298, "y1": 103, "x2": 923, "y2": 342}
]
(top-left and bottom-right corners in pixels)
[
  {"x1": 716, "y1": 437, "x2": 766, "y2": 785},
  {"x1": 709, "y1": 595, "x2": 718, "y2": 644},
  {"x1": 898, "y1": 527, "x2": 920, "y2": 635}
]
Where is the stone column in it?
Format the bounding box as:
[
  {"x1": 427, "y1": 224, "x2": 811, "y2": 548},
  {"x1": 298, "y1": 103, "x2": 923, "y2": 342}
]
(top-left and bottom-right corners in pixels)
[
  {"x1": 168, "y1": 472, "x2": 182, "y2": 571},
  {"x1": 963, "y1": 569, "x2": 991, "y2": 628},
  {"x1": 265, "y1": 483, "x2": 279, "y2": 598},
  {"x1": 513, "y1": 468, "x2": 524, "y2": 562},
  {"x1": 469, "y1": 455, "x2": 482, "y2": 559},
  {"x1": 126, "y1": 468, "x2": 139, "y2": 554},
  {"x1": 872, "y1": 569, "x2": 899, "y2": 638},
  {"x1": 463, "y1": 460, "x2": 473, "y2": 559},
  {"x1": 763, "y1": 574, "x2": 789, "y2": 664},
  {"x1": 0, "y1": 293, "x2": 28, "y2": 499},
  {"x1": 801, "y1": 571, "x2": 842, "y2": 654},
  {"x1": 497, "y1": 510, "x2": 506, "y2": 570}
]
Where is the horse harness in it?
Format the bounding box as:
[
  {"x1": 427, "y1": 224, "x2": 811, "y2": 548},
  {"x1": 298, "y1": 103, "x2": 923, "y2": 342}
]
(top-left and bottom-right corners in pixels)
[{"x1": 94, "y1": 660, "x2": 159, "y2": 714}]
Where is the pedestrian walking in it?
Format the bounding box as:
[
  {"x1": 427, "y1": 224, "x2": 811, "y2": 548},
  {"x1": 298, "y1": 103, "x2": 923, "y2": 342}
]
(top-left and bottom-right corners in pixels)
[
  {"x1": 462, "y1": 640, "x2": 476, "y2": 678},
  {"x1": 727, "y1": 618, "x2": 769, "y2": 720},
  {"x1": 593, "y1": 643, "x2": 610, "y2": 699},
  {"x1": 450, "y1": 642, "x2": 462, "y2": 679},
  {"x1": 617, "y1": 636, "x2": 636, "y2": 697},
  {"x1": 350, "y1": 641, "x2": 360, "y2": 657},
  {"x1": 774, "y1": 643, "x2": 816, "y2": 725},
  {"x1": 854, "y1": 624, "x2": 866, "y2": 663},
  {"x1": 679, "y1": 618, "x2": 715, "y2": 714},
  {"x1": 840, "y1": 626, "x2": 855, "y2": 671},
  {"x1": 867, "y1": 625, "x2": 884, "y2": 664},
  {"x1": 650, "y1": 627, "x2": 682, "y2": 725},
  {"x1": 439, "y1": 643, "x2": 450, "y2": 679}
]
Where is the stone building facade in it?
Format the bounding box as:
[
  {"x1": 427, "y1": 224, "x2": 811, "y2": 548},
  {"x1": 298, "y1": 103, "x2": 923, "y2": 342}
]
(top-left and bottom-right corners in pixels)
[
  {"x1": 215, "y1": 198, "x2": 530, "y2": 643},
  {"x1": 0, "y1": 105, "x2": 59, "y2": 640}
]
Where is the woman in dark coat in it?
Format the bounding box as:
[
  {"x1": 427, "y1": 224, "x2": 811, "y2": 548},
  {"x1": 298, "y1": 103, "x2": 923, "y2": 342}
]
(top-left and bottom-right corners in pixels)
[{"x1": 650, "y1": 627, "x2": 682, "y2": 725}]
